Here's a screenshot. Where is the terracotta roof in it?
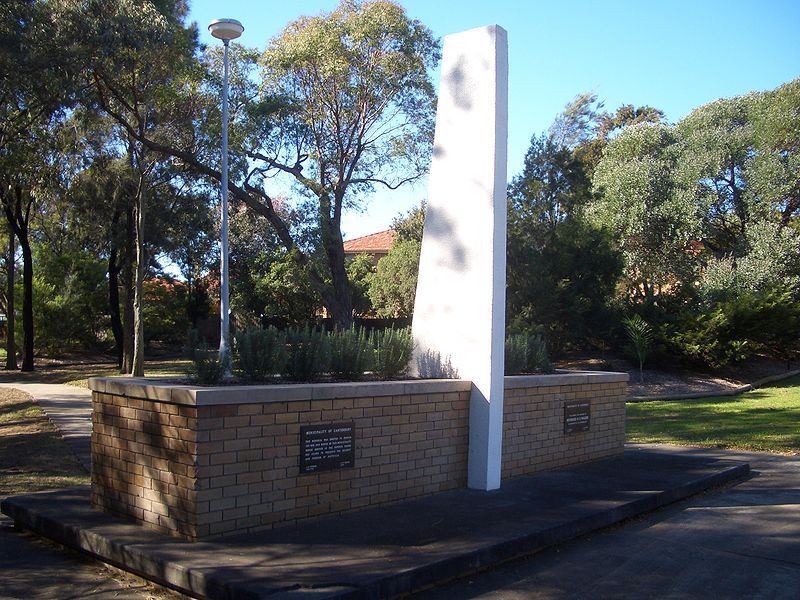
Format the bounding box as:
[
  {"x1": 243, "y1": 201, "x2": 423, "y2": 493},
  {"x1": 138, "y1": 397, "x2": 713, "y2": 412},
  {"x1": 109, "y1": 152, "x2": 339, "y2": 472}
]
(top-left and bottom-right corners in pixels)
[{"x1": 343, "y1": 229, "x2": 395, "y2": 253}]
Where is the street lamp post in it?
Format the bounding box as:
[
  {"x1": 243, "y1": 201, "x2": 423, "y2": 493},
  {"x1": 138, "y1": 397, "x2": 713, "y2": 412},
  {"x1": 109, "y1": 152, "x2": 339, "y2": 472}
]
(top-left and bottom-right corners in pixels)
[{"x1": 208, "y1": 18, "x2": 244, "y2": 376}]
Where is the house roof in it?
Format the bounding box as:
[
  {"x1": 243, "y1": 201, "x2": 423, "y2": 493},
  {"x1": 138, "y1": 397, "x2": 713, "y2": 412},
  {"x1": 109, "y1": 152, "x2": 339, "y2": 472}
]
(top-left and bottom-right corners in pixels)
[{"x1": 343, "y1": 229, "x2": 395, "y2": 253}]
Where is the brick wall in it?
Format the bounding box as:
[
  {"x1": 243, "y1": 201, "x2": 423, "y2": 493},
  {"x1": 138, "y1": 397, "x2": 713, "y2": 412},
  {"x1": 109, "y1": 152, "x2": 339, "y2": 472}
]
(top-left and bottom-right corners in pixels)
[
  {"x1": 90, "y1": 379, "x2": 471, "y2": 540},
  {"x1": 90, "y1": 372, "x2": 627, "y2": 540},
  {"x1": 92, "y1": 393, "x2": 200, "y2": 538},
  {"x1": 502, "y1": 374, "x2": 627, "y2": 480}
]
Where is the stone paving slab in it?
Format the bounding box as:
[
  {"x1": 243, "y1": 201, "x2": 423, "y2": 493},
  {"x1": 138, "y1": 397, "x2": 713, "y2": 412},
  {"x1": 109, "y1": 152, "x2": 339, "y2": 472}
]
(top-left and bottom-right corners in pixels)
[{"x1": 1, "y1": 447, "x2": 748, "y2": 600}]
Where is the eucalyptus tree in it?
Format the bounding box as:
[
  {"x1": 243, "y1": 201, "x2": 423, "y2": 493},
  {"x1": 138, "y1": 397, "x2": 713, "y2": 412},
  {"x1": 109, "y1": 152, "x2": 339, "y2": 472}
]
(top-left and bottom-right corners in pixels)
[
  {"x1": 0, "y1": 0, "x2": 82, "y2": 369},
  {"x1": 256, "y1": 1, "x2": 439, "y2": 327},
  {"x1": 86, "y1": 0, "x2": 439, "y2": 330},
  {"x1": 75, "y1": 0, "x2": 200, "y2": 374}
]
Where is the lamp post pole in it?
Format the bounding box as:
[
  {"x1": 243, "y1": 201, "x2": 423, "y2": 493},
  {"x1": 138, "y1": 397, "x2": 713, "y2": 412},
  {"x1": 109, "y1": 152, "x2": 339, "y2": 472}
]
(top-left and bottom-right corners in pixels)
[{"x1": 208, "y1": 18, "x2": 244, "y2": 376}]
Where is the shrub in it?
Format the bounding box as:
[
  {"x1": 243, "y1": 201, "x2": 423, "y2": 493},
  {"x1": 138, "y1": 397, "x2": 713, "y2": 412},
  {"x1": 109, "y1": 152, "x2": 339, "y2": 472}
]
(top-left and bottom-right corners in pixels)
[
  {"x1": 667, "y1": 288, "x2": 800, "y2": 368},
  {"x1": 184, "y1": 329, "x2": 223, "y2": 385},
  {"x1": 284, "y1": 326, "x2": 331, "y2": 381},
  {"x1": 234, "y1": 326, "x2": 287, "y2": 381},
  {"x1": 372, "y1": 327, "x2": 413, "y2": 378},
  {"x1": 416, "y1": 349, "x2": 458, "y2": 379},
  {"x1": 504, "y1": 334, "x2": 527, "y2": 375},
  {"x1": 505, "y1": 332, "x2": 553, "y2": 375},
  {"x1": 330, "y1": 327, "x2": 372, "y2": 380},
  {"x1": 526, "y1": 333, "x2": 553, "y2": 373}
]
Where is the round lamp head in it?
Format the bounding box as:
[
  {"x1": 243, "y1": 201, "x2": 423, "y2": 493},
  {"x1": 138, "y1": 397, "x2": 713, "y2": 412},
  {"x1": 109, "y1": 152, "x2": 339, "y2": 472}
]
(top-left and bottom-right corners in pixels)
[{"x1": 208, "y1": 18, "x2": 244, "y2": 41}]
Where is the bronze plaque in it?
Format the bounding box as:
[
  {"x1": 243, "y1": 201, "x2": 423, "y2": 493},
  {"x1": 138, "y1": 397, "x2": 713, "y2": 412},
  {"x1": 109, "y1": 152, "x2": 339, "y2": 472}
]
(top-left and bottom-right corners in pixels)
[
  {"x1": 564, "y1": 401, "x2": 590, "y2": 434},
  {"x1": 300, "y1": 422, "x2": 355, "y2": 474}
]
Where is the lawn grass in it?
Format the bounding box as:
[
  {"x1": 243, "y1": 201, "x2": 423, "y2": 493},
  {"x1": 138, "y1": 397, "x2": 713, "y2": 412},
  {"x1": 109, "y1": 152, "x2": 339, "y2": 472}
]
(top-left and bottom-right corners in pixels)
[
  {"x1": 0, "y1": 388, "x2": 89, "y2": 498},
  {"x1": 626, "y1": 375, "x2": 800, "y2": 454}
]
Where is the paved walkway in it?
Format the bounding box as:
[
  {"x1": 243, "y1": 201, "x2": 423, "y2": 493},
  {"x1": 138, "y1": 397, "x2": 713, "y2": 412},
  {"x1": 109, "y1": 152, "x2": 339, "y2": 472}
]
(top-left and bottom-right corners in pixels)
[
  {"x1": 0, "y1": 381, "x2": 92, "y2": 470},
  {"x1": 3, "y1": 448, "x2": 749, "y2": 599},
  {"x1": 417, "y1": 445, "x2": 800, "y2": 599}
]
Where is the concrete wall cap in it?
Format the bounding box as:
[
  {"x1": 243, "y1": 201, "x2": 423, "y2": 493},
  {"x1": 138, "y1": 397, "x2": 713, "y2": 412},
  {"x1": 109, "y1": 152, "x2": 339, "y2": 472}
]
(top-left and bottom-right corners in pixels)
[
  {"x1": 504, "y1": 370, "x2": 629, "y2": 389},
  {"x1": 88, "y1": 376, "x2": 472, "y2": 406}
]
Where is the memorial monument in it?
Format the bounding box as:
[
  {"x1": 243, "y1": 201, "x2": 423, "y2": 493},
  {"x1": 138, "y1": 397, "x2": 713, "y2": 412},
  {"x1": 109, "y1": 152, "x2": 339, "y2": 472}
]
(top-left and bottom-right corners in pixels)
[{"x1": 411, "y1": 25, "x2": 509, "y2": 491}]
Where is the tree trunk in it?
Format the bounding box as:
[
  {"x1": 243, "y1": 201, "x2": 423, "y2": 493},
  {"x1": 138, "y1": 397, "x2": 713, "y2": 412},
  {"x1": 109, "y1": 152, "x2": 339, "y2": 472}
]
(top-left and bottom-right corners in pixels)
[
  {"x1": 121, "y1": 205, "x2": 135, "y2": 374},
  {"x1": 108, "y1": 252, "x2": 123, "y2": 369},
  {"x1": 108, "y1": 210, "x2": 124, "y2": 368},
  {"x1": 19, "y1": 226, "x2": 33, "y2": 371},
  {"x1": 319, "y1": 195, "x2": 352, "y2": 329},
  {"x1": 131, "y1": 177, "x2": 146, "y2": 377},
  {"x1": 5, "y1": 222, "x2": 16, "y2": 370}
]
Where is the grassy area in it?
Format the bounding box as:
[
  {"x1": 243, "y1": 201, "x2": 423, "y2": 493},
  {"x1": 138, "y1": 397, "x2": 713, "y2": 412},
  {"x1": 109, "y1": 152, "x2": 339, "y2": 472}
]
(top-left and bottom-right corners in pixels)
[
  {"x1": 0, "y1": 357, "x2": 191, "y2": 387},
  {"x1": 0, "y1": 388, "x2": 89, "y2": 498},
  {"x1": 626, "y1": 375, "x2": 800, "y2": 454}
]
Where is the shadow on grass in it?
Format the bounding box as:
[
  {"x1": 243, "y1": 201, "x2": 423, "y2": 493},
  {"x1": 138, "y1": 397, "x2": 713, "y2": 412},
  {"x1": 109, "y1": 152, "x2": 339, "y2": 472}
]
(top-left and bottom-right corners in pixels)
[{"x1": 627, "y1": 380, "x2": 800, "y2": 453}]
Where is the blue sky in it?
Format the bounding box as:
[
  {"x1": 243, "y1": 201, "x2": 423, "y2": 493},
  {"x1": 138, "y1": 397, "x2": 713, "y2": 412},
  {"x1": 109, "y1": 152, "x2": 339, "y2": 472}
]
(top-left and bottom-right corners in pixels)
[{"x1": 188, "y1": 0, "x2": 800, "y2": 239}]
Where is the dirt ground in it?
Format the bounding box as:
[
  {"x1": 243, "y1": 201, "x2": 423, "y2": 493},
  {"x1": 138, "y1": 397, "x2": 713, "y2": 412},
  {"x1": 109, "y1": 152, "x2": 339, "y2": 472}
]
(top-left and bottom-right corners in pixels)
[{"x1": 555, "y1": 353, "x2": 796, "y2": 398}]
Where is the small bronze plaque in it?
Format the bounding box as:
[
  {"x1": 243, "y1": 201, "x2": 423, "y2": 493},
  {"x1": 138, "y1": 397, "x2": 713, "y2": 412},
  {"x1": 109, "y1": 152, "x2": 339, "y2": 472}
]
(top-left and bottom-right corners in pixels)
[
  {"x1": 564, "y1": 401, "x2": 590, "y2": 434},
  {"x1": 299, "y1": 422, "x2": 355, "y2": 474}
]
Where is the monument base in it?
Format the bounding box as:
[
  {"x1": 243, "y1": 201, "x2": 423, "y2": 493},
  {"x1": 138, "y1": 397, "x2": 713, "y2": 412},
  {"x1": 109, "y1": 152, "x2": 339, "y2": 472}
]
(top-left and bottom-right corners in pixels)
[{"x1": 89, "y1": 371, "x2": 627, "y2": 540}]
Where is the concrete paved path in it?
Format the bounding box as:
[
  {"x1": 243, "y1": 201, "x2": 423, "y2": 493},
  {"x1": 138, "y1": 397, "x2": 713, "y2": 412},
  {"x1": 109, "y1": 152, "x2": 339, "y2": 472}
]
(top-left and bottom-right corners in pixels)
[
  {"x1": 2, "y1": 448, "x2": 750, "y2": 599},
  {"x1": 417, "y1": 445, "x2": 800, "y2": 600},
  {"x1": 0, "y1": 381, "x2": 92, "y2": 470}
]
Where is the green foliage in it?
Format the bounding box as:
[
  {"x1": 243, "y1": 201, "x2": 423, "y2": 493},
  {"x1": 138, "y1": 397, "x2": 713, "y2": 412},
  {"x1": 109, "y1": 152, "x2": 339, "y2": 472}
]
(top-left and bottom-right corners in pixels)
[
  {"x1": 507, "y1": 214, "x2": 622, "y2": 354},
  {"x1": 346, "y1": 254, "x2": 375, "y2": 317},
  {"x1": 504, "y1": 333, "x2": 553, "y2": 375},
  {"x1": 667, "y1": 288, "x2": 800, "y2": 368},
  {"x1": 142, "y1": 278, "x2": 190, "y2": 345},
  {"x1": 507, "y1": 96, "x2": 627, "y2": 353},
  {"x1": 700, "y1": 220, "x2": 800, "y2": 301},
  {"x1": 748, "y1": 79, "x2": 800, "y2": 224},
  {"x1": 591, "y1": 122, "x2": 699, "y2": 303},
  {"x1": 30, "y1": 248, "x2": 109, "y2": 353},
  {"x1": 367, "y1": 202, "x2": 426, "y2": 318},
  {"x1": 622, "y1": 315, "x2": 654, "y2": 383},
  {"x1": 234, "y1": 326, "x2": 288, "y2": 381},
  {"x1": 330, "y1": 327, "x2": 372, "y2": 380},
  {"x1": 258, "y1": 0, "x2": 440, "y2": 327},
  {"x1": 284, "y1": 326, "x2": 331, "y2": 381},
  {"x1": 391, "y1": 202, "x2": 426, "y2": 243},
  {"x1": 368, "y1": 239, "x2": 421, "y2": 318},
  {"x1": 526, "y1": 334, "x2": 553, "y2": 373},
  {"x1": 504, "y1": 335, "x2": 527, "y2": 375},
  {"x1": 372, "y1": 327, "x2": 413, "y2": 379},
  {"x1": 255, "y1": 249, "x2": 321, "y2": 325},
  {"x1": 184, "y1": 330, "x2": 223, "y2": 385}
]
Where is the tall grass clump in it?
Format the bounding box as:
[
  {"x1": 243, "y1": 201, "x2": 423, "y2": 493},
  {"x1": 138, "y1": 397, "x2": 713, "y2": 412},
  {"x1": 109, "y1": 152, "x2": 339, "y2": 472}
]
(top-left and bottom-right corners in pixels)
[{"x1": 235, "y1": 326, "x2": 287, "y2": 381}]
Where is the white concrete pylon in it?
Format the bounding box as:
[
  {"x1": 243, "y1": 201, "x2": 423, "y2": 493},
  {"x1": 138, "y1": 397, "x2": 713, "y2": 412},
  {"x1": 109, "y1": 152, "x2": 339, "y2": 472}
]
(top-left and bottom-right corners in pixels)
[{"x1": 411, "y1": 25, "x2": 508, "y2": 491}]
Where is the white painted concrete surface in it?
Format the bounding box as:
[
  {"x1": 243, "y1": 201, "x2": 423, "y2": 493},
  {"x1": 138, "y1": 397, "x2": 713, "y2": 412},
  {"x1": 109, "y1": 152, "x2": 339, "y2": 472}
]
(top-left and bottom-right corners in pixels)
[{"x1": 411, "y1": 25, "x2": 508, "y2": 491}]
